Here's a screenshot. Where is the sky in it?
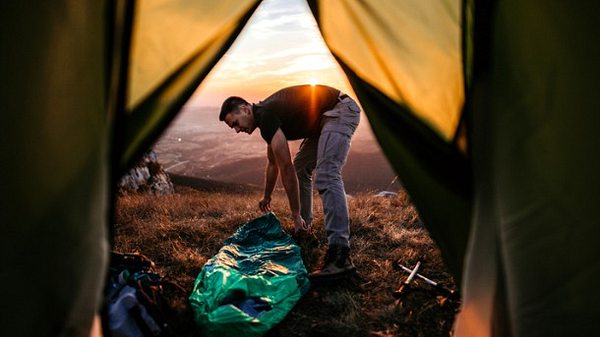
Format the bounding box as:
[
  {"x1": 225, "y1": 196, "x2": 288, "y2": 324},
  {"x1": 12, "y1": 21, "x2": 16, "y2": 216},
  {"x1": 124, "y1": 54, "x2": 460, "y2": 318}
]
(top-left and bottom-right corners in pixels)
[{"x1": 187, "y1": 0, "x2": 354, "y2": 107}]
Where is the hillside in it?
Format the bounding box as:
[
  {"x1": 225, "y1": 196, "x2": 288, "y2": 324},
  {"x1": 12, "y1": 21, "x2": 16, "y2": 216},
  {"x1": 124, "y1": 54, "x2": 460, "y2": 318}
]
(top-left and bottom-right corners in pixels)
[
  {"x1": 112, "y1": 184, "x2": 459, "y2": 337},
  {"x1": 153, "y1": 106, "x2": 403, "y2": 194}
]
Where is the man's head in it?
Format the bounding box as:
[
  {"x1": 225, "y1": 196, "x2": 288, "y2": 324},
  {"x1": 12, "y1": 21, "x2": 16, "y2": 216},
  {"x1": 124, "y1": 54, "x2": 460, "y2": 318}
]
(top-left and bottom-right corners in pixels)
[{"x1": 219, "y1": 96, "x2": 257, "y2": 135}]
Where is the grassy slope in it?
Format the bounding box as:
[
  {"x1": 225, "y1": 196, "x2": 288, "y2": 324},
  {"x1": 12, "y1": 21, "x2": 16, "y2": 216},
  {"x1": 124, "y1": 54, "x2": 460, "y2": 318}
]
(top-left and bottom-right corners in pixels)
[{"x1": 113, "y1": 185, "x2": 459, "y2": 337}]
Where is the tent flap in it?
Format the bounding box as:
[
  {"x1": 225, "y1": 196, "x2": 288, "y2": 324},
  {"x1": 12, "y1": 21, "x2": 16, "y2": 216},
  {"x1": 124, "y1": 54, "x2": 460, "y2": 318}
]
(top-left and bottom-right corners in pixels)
[
  {"x1": 1, "y1": 1, "x2": 109, "y2": 335},
  {"x1": 455, "y1": 1, "x2": 600, "y2": 336},
  {"x1": 341, "y1": 63, "x2": 471, "y2": 281},
  {"x1": 310, "y1": 0, "x2": 464, "y2": 141},
  {"x1": 117, "y1": 0, "x2": 262, "y2": 173},
  {"x1": 310, "y1": 0, "x2": 471, "y2": 281}
]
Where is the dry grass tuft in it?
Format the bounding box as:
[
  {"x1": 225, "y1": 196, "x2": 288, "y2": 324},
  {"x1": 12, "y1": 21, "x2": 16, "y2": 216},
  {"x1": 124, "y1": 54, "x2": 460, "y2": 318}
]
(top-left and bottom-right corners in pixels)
[{"x1": 113, "y1": 186, "x2": 459, "y2": 337}]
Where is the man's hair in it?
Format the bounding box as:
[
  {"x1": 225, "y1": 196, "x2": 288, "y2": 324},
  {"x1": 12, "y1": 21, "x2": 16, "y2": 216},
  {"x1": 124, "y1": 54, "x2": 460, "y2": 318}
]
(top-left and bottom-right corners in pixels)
[{"x1": 219, "y1": 96, "x2": 248, "y2": 121}]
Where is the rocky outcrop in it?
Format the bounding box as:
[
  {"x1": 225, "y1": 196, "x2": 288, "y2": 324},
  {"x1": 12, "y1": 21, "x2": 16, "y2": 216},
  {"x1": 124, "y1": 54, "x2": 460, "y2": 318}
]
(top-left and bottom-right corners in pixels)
[{"x1": 118, "y1": 150, "x2": 174, "y2": 195}]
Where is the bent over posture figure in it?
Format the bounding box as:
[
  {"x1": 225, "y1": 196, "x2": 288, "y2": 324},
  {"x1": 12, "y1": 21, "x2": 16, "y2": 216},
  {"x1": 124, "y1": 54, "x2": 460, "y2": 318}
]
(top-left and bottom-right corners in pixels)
[{"x1": 219, "y1": 84, "x2": 361, "y2": 280}]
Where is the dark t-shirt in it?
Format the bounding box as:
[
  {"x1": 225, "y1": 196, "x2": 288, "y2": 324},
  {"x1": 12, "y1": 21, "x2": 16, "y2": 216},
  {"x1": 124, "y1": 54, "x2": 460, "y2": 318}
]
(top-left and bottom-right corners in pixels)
[{"x1": 253, "y1": 84, "x2": 340, "y2": 143}]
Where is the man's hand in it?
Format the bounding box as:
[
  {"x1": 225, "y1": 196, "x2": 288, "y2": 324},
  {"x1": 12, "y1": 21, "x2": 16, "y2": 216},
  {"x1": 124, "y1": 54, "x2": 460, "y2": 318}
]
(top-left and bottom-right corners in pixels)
[
  {"x1": 292, "y1": 213, "x2": 310, "y2": 235},
  {"x1": 259, "y1": 197, "x2": 272, "y2": 213}
]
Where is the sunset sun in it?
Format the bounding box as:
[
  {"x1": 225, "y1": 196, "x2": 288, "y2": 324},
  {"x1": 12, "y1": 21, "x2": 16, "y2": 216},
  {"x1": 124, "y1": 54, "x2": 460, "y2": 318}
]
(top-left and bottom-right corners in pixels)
[{"x1": 308, "y1": 78, "x2": 319, "y2": 86}]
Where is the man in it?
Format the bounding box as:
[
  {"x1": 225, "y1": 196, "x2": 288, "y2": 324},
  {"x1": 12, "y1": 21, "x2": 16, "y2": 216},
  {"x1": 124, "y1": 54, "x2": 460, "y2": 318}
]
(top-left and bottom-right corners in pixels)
[{"x1": 219, "y1": 84, "x2": 361, "y2": 280}]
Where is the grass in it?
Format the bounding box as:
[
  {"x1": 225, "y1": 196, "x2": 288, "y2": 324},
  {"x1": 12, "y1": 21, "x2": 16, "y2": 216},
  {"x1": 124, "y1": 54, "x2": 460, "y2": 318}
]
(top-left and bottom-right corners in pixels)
[{"x1": 112, "y1": 184, "x2": 459, "y2": 336}]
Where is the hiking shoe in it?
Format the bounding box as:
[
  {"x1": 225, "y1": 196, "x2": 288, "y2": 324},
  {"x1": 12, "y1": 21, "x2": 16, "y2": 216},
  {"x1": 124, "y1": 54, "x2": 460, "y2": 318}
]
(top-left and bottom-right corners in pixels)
[{"x1": 309, "y1": 245, "x2": 356, "y2": 281}]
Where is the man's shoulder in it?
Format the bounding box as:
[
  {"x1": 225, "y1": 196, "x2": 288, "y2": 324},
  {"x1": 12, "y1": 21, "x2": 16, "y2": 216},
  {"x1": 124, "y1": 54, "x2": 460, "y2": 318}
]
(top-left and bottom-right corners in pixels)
[
  {"x1": 256, "y1": 105, "x2": 279, "y2": 122},
  {"x1": 256, "y1": 107, "x2": 281, "y2": 144}
]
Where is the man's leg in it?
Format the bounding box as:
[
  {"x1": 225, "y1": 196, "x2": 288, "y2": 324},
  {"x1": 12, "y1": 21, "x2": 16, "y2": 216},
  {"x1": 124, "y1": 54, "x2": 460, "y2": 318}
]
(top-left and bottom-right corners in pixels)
[
  {"x1": 293, "y1": 137, "x2": 318, "y2": 226},
  {"x1": 315, "y1": 131, "x2": 352, "y2": 247},
  {"x1": 310, "y1": 95, "x2": 360, "y2": 280}
]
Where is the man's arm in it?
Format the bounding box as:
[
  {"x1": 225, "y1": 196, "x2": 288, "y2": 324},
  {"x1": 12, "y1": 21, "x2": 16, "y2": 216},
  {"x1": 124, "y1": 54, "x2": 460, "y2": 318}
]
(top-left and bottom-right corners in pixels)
[
  {"x1": 259, "y1": 145, "x2": 279, "y2": 212},
  {"x1": 268, "y1": 129, "x2": 308, "y2": 232}
]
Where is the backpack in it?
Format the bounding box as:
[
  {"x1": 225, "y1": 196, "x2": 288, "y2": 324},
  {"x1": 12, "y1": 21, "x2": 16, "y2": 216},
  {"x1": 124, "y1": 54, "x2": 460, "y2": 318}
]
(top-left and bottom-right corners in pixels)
[{"x1": 106, "y1": 252, "x2": 181, "y2": 337}]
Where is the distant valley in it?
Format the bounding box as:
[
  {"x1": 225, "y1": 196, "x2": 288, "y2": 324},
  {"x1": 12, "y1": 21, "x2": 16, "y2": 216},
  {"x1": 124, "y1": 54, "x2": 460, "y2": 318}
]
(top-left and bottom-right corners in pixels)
[{"x1": 154, "y1": 106, "x2": 401, "y2": 193}]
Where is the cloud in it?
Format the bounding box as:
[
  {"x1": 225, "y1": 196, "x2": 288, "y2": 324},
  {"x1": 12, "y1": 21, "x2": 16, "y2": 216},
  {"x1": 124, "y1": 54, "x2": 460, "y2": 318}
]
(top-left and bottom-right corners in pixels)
[{"x1": 191, "y1": 0, "x2": 352, "y2": 106}]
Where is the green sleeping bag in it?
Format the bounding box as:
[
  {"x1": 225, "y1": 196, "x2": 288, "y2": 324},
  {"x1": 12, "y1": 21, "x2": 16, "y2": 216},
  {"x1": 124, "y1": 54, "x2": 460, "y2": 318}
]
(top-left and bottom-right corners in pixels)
[{"x1": 189, "y1": 212, "x2": 310, "y2": 337}]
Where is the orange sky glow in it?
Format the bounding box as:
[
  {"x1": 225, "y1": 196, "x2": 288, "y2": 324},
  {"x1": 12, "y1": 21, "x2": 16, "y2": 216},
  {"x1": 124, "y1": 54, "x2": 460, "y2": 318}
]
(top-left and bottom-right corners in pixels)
[{"x1": 187, "y1": 0, "x2": 354, "y2": 107}]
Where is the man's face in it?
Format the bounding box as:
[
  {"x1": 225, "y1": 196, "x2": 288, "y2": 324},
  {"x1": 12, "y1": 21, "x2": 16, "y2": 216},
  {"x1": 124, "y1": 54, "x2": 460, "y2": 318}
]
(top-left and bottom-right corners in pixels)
[{"x1": 224, "y1": 104, "x2": 256, "y2": 135}]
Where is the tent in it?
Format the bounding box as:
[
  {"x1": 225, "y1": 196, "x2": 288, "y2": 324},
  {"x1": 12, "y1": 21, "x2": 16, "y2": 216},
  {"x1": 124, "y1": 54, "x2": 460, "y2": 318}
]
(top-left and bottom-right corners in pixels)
[{"x1": 1, "y1": 0, "x2": 598, "y2": 336}]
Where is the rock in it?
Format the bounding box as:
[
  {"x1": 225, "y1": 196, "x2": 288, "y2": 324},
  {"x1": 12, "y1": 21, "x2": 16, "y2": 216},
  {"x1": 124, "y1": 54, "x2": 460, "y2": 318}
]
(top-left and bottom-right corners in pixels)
[{"x1": 118, "y1": 150, "x2": 174, "y2": 195}]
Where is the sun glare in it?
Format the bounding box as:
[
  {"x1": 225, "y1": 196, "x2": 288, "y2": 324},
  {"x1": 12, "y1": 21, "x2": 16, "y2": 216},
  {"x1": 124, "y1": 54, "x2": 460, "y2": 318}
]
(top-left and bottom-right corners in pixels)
[{"x1": 308, "y1": 78, "x2": 319, "y2": 86}]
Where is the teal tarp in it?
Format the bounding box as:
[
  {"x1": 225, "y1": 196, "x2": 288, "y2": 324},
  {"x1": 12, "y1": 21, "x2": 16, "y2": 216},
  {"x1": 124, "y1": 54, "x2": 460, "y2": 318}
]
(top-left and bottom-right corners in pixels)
[{"x1": 189, "y1": 213, "x2": 310, "y2": 337}]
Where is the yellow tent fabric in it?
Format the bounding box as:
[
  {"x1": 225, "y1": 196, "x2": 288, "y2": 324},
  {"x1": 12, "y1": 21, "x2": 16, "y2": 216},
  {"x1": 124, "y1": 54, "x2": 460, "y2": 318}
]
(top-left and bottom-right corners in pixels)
[
  {"x1": 309, "y1": 0, "x2": 471, "y2": 281},
  {"x1": 129, "y1": 1, "x2": 259, "y2": 108},
  {"x1": 316, "y1": 0, "x2": 464, "y2": 140},
  {"x1": 119, "y1": 0, "x2": 261, "y2": 172}
]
